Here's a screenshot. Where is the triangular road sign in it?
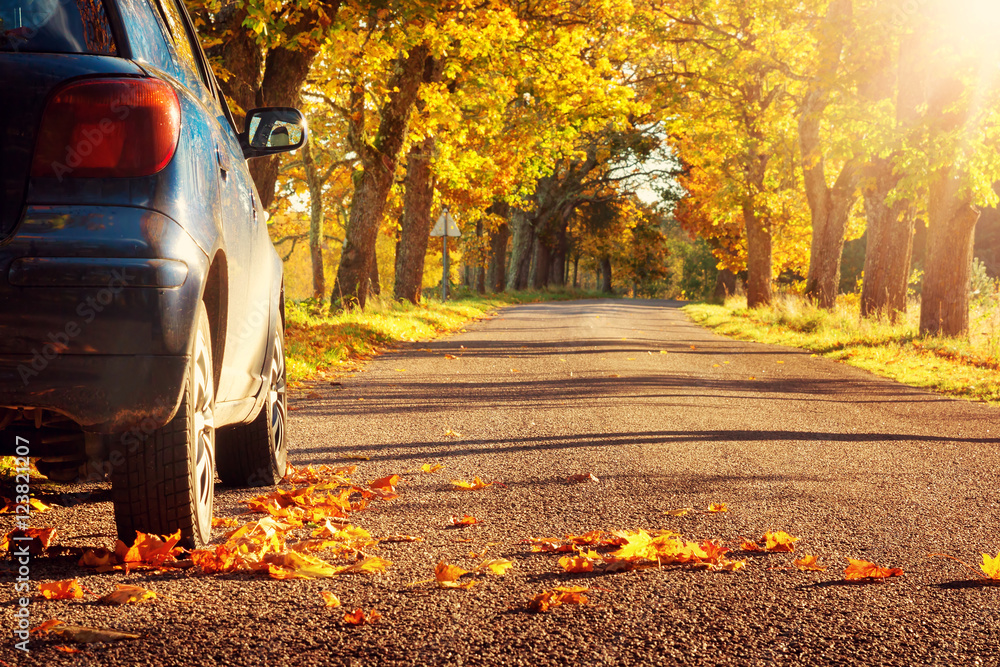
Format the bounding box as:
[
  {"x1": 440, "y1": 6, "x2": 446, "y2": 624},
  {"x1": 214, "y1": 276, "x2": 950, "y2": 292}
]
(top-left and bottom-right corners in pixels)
[{"x1": 430, "y1": 210, "x2": 461, "y2": 237}]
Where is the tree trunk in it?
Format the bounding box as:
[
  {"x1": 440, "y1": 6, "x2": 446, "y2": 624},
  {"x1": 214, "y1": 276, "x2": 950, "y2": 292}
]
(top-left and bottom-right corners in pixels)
[
  {"x1": 332, "y1": 44, "x2": 430, "y2": 310},
  {"x1": 600, "y1": 256, "x2": 613, "y2": 293},
  {"x1": 530, "y1": 237, "x2": 552, "y2": 289},
  {"x1": 920, "y1": 173, "x2": 980, "y2": 337},
  {"x1": 799, "y1": 0, "x2": 857, "y2": 309},
  {"x1": 713, "y1": 269, "x2": 737, "y2": 302},
  {"x1": 486, "y1": 221, "x2": 509, "y2": 292},
  {"x1": 506, "y1": 210, "x2": 533, "y2": 291},
  {"x1": 860, "y1": 158, "x2": 913, "y2": 320},
  {"x1": 303, "y1": 140, "x2": 326, "y2": 301},
  {"x1": 394, "y1": 137, "x2": 436, "y2": 304},
  {"x1": 743, "y1": 201, "x2": 773, "y2": 308},
  {"x1": 572, "y1": 253, "x2": 580, "y2": 288},
  {"x1": 369, "y1": 255, "x2": 381, "y2": 297},
  {"x1": 549, "y1": 218, "x2": 568, "y2": 286}
]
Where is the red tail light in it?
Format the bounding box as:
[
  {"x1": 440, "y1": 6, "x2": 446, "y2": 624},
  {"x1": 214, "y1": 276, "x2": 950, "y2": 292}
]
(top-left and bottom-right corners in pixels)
[{"x1": 31, "y1": 78, "x2": 180, "y2": 179}]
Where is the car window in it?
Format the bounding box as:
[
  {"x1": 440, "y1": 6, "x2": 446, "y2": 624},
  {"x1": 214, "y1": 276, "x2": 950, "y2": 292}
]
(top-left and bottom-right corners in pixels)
[
  {"x1": 0, "y1": 0, "x2": 117, "y2": 54},
  {"x1": 147, "y1": 0, "x2": 214, "y2": 106},
  {"x1": 114, "y1": 0, "x2": 173, "y2": 70}
]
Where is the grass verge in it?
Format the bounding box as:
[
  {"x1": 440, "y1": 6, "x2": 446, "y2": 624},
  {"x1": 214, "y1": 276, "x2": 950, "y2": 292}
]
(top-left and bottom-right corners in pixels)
[
  {"x1": 285, "y1": 288, "x2": 608, "y2": 386},
  {"x1": 684, "y1": 295, "x2": 1000, "y2": 405}
]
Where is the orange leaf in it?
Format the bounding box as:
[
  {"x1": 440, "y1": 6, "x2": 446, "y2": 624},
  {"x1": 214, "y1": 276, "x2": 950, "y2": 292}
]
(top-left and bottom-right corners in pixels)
[
  {"x1": 449, "y1": 515, "x2": 478, "y2": 526},
  {"x1": 421, "y1": 463, "x2": 443, "y2": 473},
  {"x1": 31, "y1": 619, "x2": 65, "y2": 634},
  {"x1": 558, "y1": 554, "x2": 594, "y2": 573},
  {"x1": 368, "y1": 475, "x2": 400, "y2": 491},
  {"x1": 39, "y1": 579, "x2": 84, "y2": 600},
  {"x1": 0, "y1": 527, "x2": 57, "y2": 554},
  {"x1": 794, "y1": 555, "x2": 827, "y2": 572},
  {"x1": 528, "y1": 586, "x2": 590, "y2": 612},
  {"x1": 343, "y1": 608, "x2": 381, "y2": 625},
  {"x1": 740, "y1": 539, "x2": 762, "y2": 552},
  {"x1": 567, "y1": 473, "x2": 599, "y2": 483},
  {"x1": 843, "y1": 557, "x2": 903, "y2": 580},
  {"x1": 55, "y1": 646, "x2": 83, "y2": 654},
  {"x1": 435, "y1": 561, "x2": 477, "y2": 588},
  {"x1": 763, "y1": 531, "x2": 798, "y2": 553},
  {"x1": 707, "y1": 503, "x2": 728, "y2": 513},
  {"x1": 114, "y1": 531, "x2": 182, "y2": 567},
  {"x1": 320, "y1": 591, "x2": 341, "y2": 607}
]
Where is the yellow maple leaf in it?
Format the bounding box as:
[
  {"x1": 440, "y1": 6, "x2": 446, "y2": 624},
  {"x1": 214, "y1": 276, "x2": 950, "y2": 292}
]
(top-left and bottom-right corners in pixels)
[
  {"x1": 764, "y1": 531, "x2": 798, "y2": 552},
  {"x1": 477, "y1": 558, "x2": 514, "y2": 575},
  {"x1": 451, "y1": 476, "x2": 493, "y2": 490},
  {"x1": 435, "y1": 561, "x2": 477, "y2": 589},
  {"x1": 421, "y1": 463, "x2": 443, "y2": 473},
  {"x1": 99, "y1": 584, "x2": 155, "y2": 605},
  {"x1": 981, "y1": 552, "x2": 1000, "y2": 580},
  {"x1": 794, "y1": 555, "x2": 827, "y2": 572}
]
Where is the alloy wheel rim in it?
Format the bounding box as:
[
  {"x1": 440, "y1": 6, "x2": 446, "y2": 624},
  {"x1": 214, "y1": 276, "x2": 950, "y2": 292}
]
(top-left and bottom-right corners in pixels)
[
  {"x1": 191, "y1": 324, "x2": 214, "y2": 527},
  {"x1": 269, "y1": 331, "x2": 287, "y2": 460}
]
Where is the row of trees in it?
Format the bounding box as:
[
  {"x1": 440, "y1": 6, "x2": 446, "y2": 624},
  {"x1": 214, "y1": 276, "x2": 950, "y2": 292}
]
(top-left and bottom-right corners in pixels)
[
  {"x1": 188, "y1": 0, "x2": 1000, "y2": 338},
  {"x1": 667, "y1": 0, "x2": 1000, "y2": 336}
]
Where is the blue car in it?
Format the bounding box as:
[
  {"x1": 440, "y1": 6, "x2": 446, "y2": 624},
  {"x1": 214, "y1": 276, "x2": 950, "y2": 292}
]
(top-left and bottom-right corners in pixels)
[{"x1": 0, "y1": 0, "x2": 305, "y2": 546}]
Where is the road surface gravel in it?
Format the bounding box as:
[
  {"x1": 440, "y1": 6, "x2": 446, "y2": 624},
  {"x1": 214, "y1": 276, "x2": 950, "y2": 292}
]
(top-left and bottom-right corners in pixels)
[{"x1": 2, "y1": 299, "x2": 999, "y2": 666}]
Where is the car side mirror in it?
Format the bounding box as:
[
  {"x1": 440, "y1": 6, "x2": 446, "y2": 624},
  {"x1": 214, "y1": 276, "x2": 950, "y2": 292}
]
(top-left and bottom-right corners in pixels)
[{"x1": 241, "y1": 107, "x2": 307, "y2": 159}]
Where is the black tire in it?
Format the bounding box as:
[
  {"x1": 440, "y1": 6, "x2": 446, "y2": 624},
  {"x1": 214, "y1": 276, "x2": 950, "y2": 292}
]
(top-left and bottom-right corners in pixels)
[
  {"x1": 216, "y1": 313, "x2": 287, "y2": 487},
  {"x1": 111, "y1": 302, "x2": 215, "y2": 549}
]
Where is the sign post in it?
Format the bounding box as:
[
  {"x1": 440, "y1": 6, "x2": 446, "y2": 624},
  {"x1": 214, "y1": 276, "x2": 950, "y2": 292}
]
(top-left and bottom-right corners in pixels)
[{"x1": 429, "y1": 207, "x2": 461, "y2": 301}]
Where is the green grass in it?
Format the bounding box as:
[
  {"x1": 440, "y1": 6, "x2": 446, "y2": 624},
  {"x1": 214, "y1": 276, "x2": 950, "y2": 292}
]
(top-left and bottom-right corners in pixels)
[
  {"x1": 284, "y1": 287, "x2": 610, "y2": 385},
  {"x1": 684, "y1": 294, "x2": 1000, "y2": 405}
]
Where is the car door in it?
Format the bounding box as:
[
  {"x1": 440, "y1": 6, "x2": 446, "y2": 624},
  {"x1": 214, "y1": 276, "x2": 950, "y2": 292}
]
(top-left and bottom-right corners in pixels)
[{"x1": 153, "y1": 0, "x2": 268, "y2": 406}]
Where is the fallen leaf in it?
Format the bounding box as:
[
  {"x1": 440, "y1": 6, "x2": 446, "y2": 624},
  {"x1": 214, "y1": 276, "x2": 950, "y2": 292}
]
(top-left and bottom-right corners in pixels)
[
  {"x1": 115, "y1": 531, "x2": 182, "y2": 568},
  {"x1": 665, "y1": 508, "x2": 690, "y2": 517},
  {"x1": 343, "y1": 608, "x2": 381, "y2": 625},
  {"x1": 443, "y1": 429, "x2": 462, "y2": 438},
  {"x1": 211, "y1": 517, "x2": 241, "y2": 528},
  {"x1": 421, "y1": 463, "x2": 443, "y2": 474},
  {"x1": 435, "y1": 561, "x2": 477, "y2": 589},
  {"x1": 794, "y1": 555, "x2": 827, "y2": 572},
  {"x1": 982, "y1": 551, "x2": 1000, "y2": 580},
  {"x1": 764, "y1": 531, "x2": 798, "y2": 552},
  {"x1": 566, "y1": 473, "x2": 599, "y2": 484},
  {"x1": 45, "y1": 622, "x2": 140, "y2": 643},
  {"x1": 452, "y1": 476, "x2": 493, "y2": 491},
  {"x1": 320, "y1": 591, "x2": 341, "y2": 607},
  {"x1": 740, "y1": 539, "x2": 763, "y2": 552},
  {"x1": 843, "y1": 557, "x2": 903, "y2": 581},
  {"x1": 39, "y1": 580, "x2": 84, "y2": 600},
  {"x1": 369, "y1": 475, "x2": 400, "y2": 491},
  {"x1": 55, "y1": 646, "x2": 83, "y2": 654},
  {"x1": 449, "y1": 515, "x2": 479, "y2": 527},
  {"x1": 99, "y1": 585, "x2": 156, "y2": 605},
  {"x1": 477, "y1": 558, "x2": 514, "y2": 575},
  {"x1": 31, "y1": 619, "x2": 65, "y2": 635},
  {"x1": 528, "y1": 586, "x2": 590, "y2": 612},
  {"x1": 79, "y1": 547, "x2": 116, "y2": 569},
  {"x1": 558, "y1": 554, "x2": 595, "y2": 573},
  {"x1": 707, "y1": 503, "x2": 728, "y2": 513},
  {"x1": 0, "y1": 527, "x2": 57, "y2": 554},
  {"x1": 444, "y1": 354, "x2": 457, "y2": 360}
]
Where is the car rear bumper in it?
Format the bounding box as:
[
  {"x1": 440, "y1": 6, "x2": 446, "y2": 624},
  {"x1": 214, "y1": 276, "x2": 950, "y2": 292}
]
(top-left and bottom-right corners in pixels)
[
  {"x1": 0, "y1": 204, "x2": 209, "y2": 432},
  {"x1": 0, "y1": 354, "x2": 187, "y2": 433}
]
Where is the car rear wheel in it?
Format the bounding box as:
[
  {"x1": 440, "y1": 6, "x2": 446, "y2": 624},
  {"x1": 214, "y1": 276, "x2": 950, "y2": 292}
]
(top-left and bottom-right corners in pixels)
[
  {"x1": 111, "y1": 301, "x2": 215, "y2": 548},
  {"x1": 216, "y1": 314, "x2": 287, "y2": 487}
]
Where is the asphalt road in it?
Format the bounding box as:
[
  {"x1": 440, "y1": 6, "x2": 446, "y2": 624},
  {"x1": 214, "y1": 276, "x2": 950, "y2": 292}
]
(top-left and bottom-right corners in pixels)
[{"x1": 3, "y1": 298, "x2": 1000, "y2": 666}]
